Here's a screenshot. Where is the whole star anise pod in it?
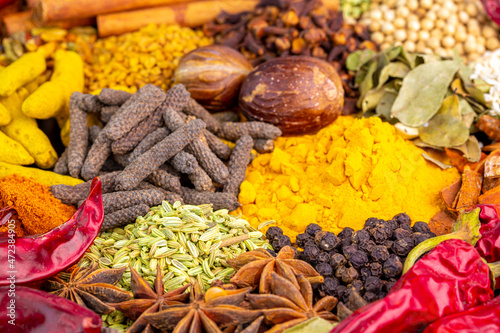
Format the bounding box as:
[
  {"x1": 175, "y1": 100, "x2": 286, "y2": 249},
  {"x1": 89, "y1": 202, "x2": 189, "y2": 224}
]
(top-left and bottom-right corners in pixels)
[
  {"x1": 227, "y1": 246, "x2": 323, "y2": 293},
  {"x1": 44, "y1": 262, "x2": 132, "y2": 314},
  {"x1": 247, "y1": 272, "x2": 338, "y2": 333},
  {"x1": 142, "y1": 284, "x2": 262, "y2": 332},
  {"x1": 107, "y1": 265, "x2": 191, "y2": 333}
]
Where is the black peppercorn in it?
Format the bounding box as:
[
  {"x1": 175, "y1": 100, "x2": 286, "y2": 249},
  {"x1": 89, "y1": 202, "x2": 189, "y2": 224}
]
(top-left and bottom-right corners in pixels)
[
  {"x1": 383, "y1": 256, "x2": 403, "y2": 278},
  {"x1": 393, "y1": 228, "x2": 412, "y2": 240},
  {"x1": 303, "y1": 244, "x2": 321, "y2": 262},
  {"x1": 370, "y1": 245, "x2": 390, "y2": 263},
  {"x1": 318, "y1": 251, "x2": 332, "y2": 263},
  {"x1": 342, "y1": 244, "x2": 359, "y2": 260},
  {"x1": 272, "y1": 234, "x2": 291, "y2": 252},
  {"x1": 320, "y1": 232, "x2": 340, "y2": 251},
  {"x1": 338, "y1": 227, "x2": 354, "y2": 240},
  {"x1": 266, "y1": 226, "x2": 283, "y2": 241},
  {"x1": 358, "y1": 240, "x2": 376, "y2": 253},
  {"x1": 341, "y1": 267, "x2": 359, "y2": 285},
  {"x1": 369, "y1": 226, "x2": 389, "y2": 244},
  {"x1": 383, "y1": 278, "x2": 397, "y2": 293},
  {"x1": 330, "y1": 253, "x2": 347, "y2": 269},
  {"x1": 305, "y1": 223, "x2": 322, "y2": 236},
  {"x1": 393, "y1": 213, "x2": 411, "y2": 226},
  {"x1": 364, "y1": 217, "x2": 379, "y2": 228},
  {"x1": 386, "y1": 219, "x2": 399, "y2": 230},
  {"x1": 341, "y1": 237, "x2": 352, "y2": 248},
  {"x1": 352, "y1": 230, "x2": 370, "y2": 244},
  {"x1": 350, "y1": 250, "x2": 369, "y2": 269},
  {"x1": 316, "y1": 262, "x2": 334, "y2": 277},
  {"x1": 338, "y1": 286, "x2": 351, "y2": 304},
  {"x1": 349, "y1": 280, "x2": 364, "y2": 293},
  {"x1": 295, "y1": 233, "x2": 312, "y2": 248},
  {"x1": 427, "y1": 231, "x2": 436, "y2": 238},
  {"x1": 335, "y1": 265, "x2": 348, "y2": 279},
  {"x1": 392, "y1": 238, "x2": 413, "y2": 256},
  {"x1": 412, "y1": 221, "x2": 431, "y2": 233},
  {"x1": 369, "y1": 262, "x2": 383, "y2": 277},
  {"x1": 318, "y1": 277, "x2": 340, "y2": 297},
  {"x1": 399, "y1": 223, "x2": 413, "y2": 233},
  {"x1": 364, "y1": 276, "x2": 383, "y2": 294},
  {"x1": 363, "y1": 291, "x2": 378, "y2": 303},
  {"x1": 359, "y1": 267, "x2": 371, "y2": 281},
  {"x1": 412, "y1": 232, "x2": 431, "y2": 245},
  {"x1": 383, "y1": 240, "x2": 394, "y2": 250}
]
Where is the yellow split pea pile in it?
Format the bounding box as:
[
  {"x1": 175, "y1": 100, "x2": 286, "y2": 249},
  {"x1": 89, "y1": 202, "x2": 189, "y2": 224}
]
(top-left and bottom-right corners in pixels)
[{"x1": 236, "y1": 116, "x2": 459, "y2": 241}]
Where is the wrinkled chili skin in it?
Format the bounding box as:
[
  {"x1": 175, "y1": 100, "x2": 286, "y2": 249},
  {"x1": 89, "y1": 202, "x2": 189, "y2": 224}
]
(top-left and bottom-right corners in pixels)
[
  {"x1": 0, "y1": 178, "x2": 103, "y2": 285},
  {"x1": 477, "y1": 204, "x2": 500, "y2": 287},
  {"x1": 482, "y1": 0, "x2": 500, "y2": 26},
  {"x1": 423, "y1": 296, "x2": 500, "y2": 333},
  {"x1": 331, "y1": 240, "x2": 494, "y2": 333},
  {"x1": 0, "y1": 286, "x2": 102, "y2": 333}
]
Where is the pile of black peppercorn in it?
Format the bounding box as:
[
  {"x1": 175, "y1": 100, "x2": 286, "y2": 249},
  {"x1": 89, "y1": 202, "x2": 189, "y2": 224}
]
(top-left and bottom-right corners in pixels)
[{"x1": 266, "y1": 213, "x2": 436, "y2": 309}]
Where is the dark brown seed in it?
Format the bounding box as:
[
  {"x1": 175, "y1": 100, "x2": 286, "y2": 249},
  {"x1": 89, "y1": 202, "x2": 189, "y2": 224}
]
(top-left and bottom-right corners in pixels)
[
  {"x1": 180, "y1": 187, "x2": 240, "y2": 211},
  {"x1": 204, "y1": 129, "x2": 233, "y2": 160},
  {"x1": 170, "y1": 151, "x2": 199, "y2": 174},
  {"x1": 67, "y1": 92, "x2": 89, "y2": 178},
  {"x1": 223, "y1": 135, "x2": 253, "y2": 196},
  {"x1": 53, "y1": 149, "x2": 68, "y2": 175},
  {"x1": 146, "y1": 168, "x2": 181, "y2": 193},
  {"x1": 102, "y1": 189, "x2": 165, "y2": 214},
  {"x1": 102, "y1": 204, "x2": 150, "y2": 230},
  {"x1": 186, "y1": 137, "x2": 230, "y2": 184},
  {"x1": 88, "y1": 125, "x2": 102, "y2": 143},
  {"x1": 183, "y1": 97, "x2": 222, "y2": 133},
  {"x1": 98, "y1": 88, "x2": 132, "y2": 106},
  {"x1": 218, "y1": 122, "x2": 282, "y2": 141},
  {"x1": 212, "y1": 111, "x2": 240, "y2": 123},
  {"x1": 253, "y1": 138, "x2": 274, "y2": 153},
  {"x1": 79, "y1": 94, "x2": 103, "y2": 113},
  {"x1": 105, "y1": 84, "x2": 165, "y2": 141},
  {"x1": 115, "y1": 119, "x2": 205, "y2": 191},
  {"x1": 100, "y1": 105, "x2": 120, "y2": 123},
  {"x1": 129, "y1": 127, "x2": 170, "y2": 162},
  {"x1": 81, "y1": 130, "x2": 112, "y2": 181},
  {"x1": 189, "y1": 166, "x2": 215, "y2": 192}
]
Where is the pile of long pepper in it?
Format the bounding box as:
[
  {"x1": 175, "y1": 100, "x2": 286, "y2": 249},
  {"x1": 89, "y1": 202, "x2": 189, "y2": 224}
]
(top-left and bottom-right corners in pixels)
[{"x1": 2, "y1": 0, "x2": 500, "y2": 332}]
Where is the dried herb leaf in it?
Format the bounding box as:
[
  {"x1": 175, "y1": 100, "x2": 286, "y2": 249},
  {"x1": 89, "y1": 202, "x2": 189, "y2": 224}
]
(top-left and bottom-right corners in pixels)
[
  {"x1": 376, "y1": 91, "x2": 397, "y2": 120},
  {"x1": 391, "y1": 60, "x2": 460, "y2": 127},
  {"x1": 437, "y1": 95, "x2": 461, "y2": 119},
  {"x1": 419, "y1": 114, "x2": 469, "y2": 147},
  {"x1": 422, "y1": 153, "x2": 453, "y2": 170},
  {"x1": 282, "y1": 317, "x2": 337, "y2": 333},
  {"x1": 346, "y1": 50, "x2": 376, "y2": 72},
  {"x1": 361, "y1": 85, "x2": 386, "y2": 113},
  {"x1": 451, "y1": 79, "x2": 468, "y2": 97},
  {"x1": 452, "y1": 136, "x2": 481, "y2": 163},
  {"x1": 376, "y1": 62, "x2": 410, "y2": 89}
]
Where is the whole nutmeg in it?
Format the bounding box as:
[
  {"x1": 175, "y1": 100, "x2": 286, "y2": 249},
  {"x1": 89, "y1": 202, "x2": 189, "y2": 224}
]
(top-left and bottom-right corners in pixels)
[
  {"x1": 175, "y1": 45, "x2": 253, "y2": 111},
  {"x1": 239, "y1": 56, "x2": 344, "y2": 135}
]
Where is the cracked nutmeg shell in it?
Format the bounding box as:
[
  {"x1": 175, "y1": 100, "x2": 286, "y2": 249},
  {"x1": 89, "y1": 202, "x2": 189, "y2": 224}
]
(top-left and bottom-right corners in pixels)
[
  {"x1": 239, "y1": 56, "x2": 344, "y2": 135},
  {"x1": 174, "y1": 45, "x2": 253, "y2": 111}
]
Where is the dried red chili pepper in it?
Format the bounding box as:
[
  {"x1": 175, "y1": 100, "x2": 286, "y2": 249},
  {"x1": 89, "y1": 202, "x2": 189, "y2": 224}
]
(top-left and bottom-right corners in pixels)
[
  {"x1": 482, "y1": 0, "x2": 500, "y2": 26},
  {"x1": 0, "y1": 286, "x2": 102, "y2": 333},
  {"x1": 403, "y1": 208, "x2": 481, "y2": 274},
  {"x1": 476, "y1": 204, "x2": 500, "y2": 288},
  {"x1": 423, "y1": 292, "x2": 500, "y2": 333},
  {"x1": 0, "y1": 178, "x2": 103, "y2": 285},
  {"x1": 330, "y1": 239, "x2": 495, "y2": 333}
]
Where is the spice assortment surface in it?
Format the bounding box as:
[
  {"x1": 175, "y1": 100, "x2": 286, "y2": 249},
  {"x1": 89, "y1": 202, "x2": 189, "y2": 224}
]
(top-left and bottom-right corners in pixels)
[{"x1": 2, "y1": 0, "x2": 500, "y2": 332}]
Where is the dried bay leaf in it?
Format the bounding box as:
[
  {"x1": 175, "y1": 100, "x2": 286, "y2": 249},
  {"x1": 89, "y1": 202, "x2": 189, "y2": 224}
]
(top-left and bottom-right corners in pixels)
[
  {"x1": 452, "y1": 136, "x2": 481, "y2": 162},
  {"x1": 414, "y1": 139, "x2": 444, "y2": 150},
  {"x1": 383, "y1": 45, "x2": 403, "y2": 61},
  {"x1": 376, "y1": 91, "x2": 397, "y2": 120},
  {"x1": 346, "y1": 50, "x2": 376, "y2": 72},
  {"x1": 459, "y1": 98, "x2": 474, "y2": 115},
  {"x1": 422, "y1": 153, "x2": 453, "y2": 169},
  {"x1": 397, "y1": 48, "x2": 417, "y2": 68},
  {"x1": 391, "y1": 60, "x2": 460, "y2": 127},
  {"x1": 362, "y1": 85, "x2": 386, "y2": 113},
  {"x1": 376, "y1": 62, "x2": 410, "y2": 89},
  {"x1": 451, "y1": 78, "x2": 468, "y2": 97},
  {"x1": 419, "y1": 113, "x2": 469, "y2": 147},
  {"x1": 437, "y1": 95, "x2": 461, "y2": 119},
  {"x1": 357, "y1": 61, "x2": 378, "y2": 108}
]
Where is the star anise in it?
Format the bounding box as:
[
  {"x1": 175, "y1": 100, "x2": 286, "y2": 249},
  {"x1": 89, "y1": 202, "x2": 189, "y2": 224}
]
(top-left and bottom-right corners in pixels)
[
  {"x1": 45, "y1": 262, "x2": 132, "y2": 314},
  {"x1": 107, "y1": 265, "x2": 191, "y2": 333},
  {"x1": 227, "y1": 246, "x2": 323, "y2": 293},
  {"x1": 142, "y1": 284, "x2": 262, "y2": 333},
  {"x1": 247, "y1": 272, "x2": 338, "y2": 333}
]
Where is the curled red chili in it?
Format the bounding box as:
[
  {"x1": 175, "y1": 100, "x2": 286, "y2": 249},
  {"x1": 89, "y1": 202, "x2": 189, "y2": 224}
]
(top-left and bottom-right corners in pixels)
[
  {"x1": 0, "y1": 178, "x2": 103, "y2": 285},
  {"x1": 476, "y1": 204, "x2": 500, "y2": 287},
  {"x1": 423, "y1": 293, "x2": 500, "y2": 333},
  {"x1": 330, "y1": 239, "x2": 495, "y2": 333},
  {"x1": 482, "y1": 0, "x2": 500, "y2": 26},
  {"x1": 0, "y1": 286, "x2": 102, "y2": 333}
]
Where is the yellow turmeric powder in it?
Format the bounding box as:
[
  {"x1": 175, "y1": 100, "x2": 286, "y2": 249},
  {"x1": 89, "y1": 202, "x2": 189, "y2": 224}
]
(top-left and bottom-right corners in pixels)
[{"x1": 236, "y1": 116, "x2": 460, "y2": 241}]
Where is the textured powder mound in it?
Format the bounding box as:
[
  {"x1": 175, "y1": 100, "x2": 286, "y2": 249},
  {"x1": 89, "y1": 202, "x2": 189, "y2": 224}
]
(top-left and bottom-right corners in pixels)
[{"x1": 235, "y1": 116, "x2": 460, "y2": 242}]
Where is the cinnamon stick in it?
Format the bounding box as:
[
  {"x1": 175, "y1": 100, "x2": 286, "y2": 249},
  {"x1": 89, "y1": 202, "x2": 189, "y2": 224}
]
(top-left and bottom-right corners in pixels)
[
  {"x1": 35, "y1": 0, "x2": 251, "y2": 22},
  {"x1": 3, "y1": 10, "x2": 95, "y2": 35},
  {"x1": 97, "y1": 0, "x2": 259, "y2": 37}
]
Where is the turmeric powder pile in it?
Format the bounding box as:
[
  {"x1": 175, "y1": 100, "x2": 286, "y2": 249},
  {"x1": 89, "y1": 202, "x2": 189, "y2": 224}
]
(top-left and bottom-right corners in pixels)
[
  {"x1": 0, "y1": 174, "x2": 76, "y2": 236},
  {"x1": 81, "y1": 23, "x2": 212, "y2": 93},
  {"x1": 236, "y1": 116, "x2": 460, "y2": 241}
]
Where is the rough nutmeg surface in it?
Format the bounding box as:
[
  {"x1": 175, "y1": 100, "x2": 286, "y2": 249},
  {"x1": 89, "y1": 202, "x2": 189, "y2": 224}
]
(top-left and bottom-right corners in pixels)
[{"x1": 239, "y1": 56, "x2": 344, "y2": 135}]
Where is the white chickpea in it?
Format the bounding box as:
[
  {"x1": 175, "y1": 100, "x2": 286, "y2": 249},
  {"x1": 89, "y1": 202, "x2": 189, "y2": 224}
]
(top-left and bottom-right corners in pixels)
[
  {"x1": 421, "y1": 18, "x2": 434, "y2": 31},
  {"x1": 442, "y1": 36, "x2": 455, "y2": 49},
  {"x1": 458, "y1": 11, "x2": 469, "y2": 23},
  {"x1": 394, "y1": 29, "x2": 407, "y2": 41},
  {"x1": 427, "y1": 37, "x2": 441, "y2": 50},
  {"x1": 477, "y1": 43, "x2": 486, "y2": 55},
  {"x1": 454, "y1": 29, "x2": 467, "y2": 43},
  {"x1": 423, "y1": 47, "x2": 434, "y2": 54},
  {"x1": 380, "y1": 42, "x2": 391, "y2": 51},
  {"x1": 394, "y1": 18, "x2": 406, "y2": 29},
  {"x1": 438, "y1": 8, "x2": 450, "y2": 19},
  {"x1": 370, "y1": 9, "x2": 383, "y2": 20},
  {"x1": 382, "y1": 22, "x2": 395, "y2": 34},
  {"x1": 407, "y1": 0, "x2": 419, "y2": 11},
  {"x1": 426, "y1": 11, "x2": 437, "y2": 21},
  {"x1": 418, "y1": 30, "x2": 430, "y2": 41},
  {"x1": 464, "y1": 35, "x2": 477, "y2": 54},
  {"x1": 407, "y1": 20, "x2": 421, "y2": 31},
  {"x1": 486, "y1": 37, "x2": 500, "y2": 51},
  {"x1": 384, "y1": 10, "x2": 395, "y2": 21},
  {"x1": 416, "y1": 40, "x2": 427, "y2": 53},
  {"x1": 370, "y1": 20, "x2": 382, "y2": 32},
  {"x1": 404, "y1": 40, "x2": 416, "y2": 52},
  {"x1": 435, "y1": 48, "x2": 448, "y2": 58},
  {"x1": 396, "y1": 6, "x2": 410, "y2": 17},
  {"x1": 443, "y1": 24, "x2": 455, "y2": 36},
  {"x1": 455, "y1": 43, "x2": 464, "y2": 55},
  {"x1": 468, "y1": 53, "x2": 480, "y2": 61},
  {"x1": 430, "y1": 29, "x2": 443, "y2": 39},
  {"x1": 447, "y1": 14, "x2": 458, "y2": 26},
  {"x1": 465, "y1": 2, "x2": 478, "y2": 16},
  {"x1": 483, "y1": 26, "x2": 497, "y2": 39},
  {"x1": 420, "y1": 0, "x2": 433, "y2": 9},
  {"x1": 407, "y1": 31, "x2": 418, "y2": 42},
  {"x1": 371, "y1": 32, "x2": 385, "y2": 45},
  {"x1": 435, "y1": 19, "x2": 446, "y2": 29}
]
